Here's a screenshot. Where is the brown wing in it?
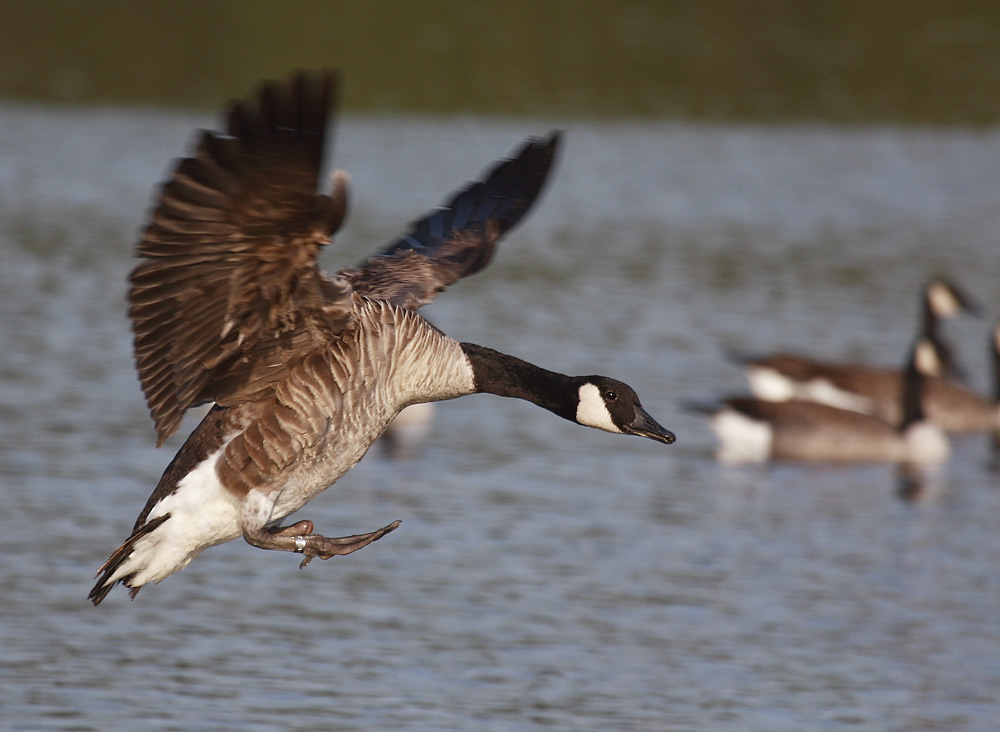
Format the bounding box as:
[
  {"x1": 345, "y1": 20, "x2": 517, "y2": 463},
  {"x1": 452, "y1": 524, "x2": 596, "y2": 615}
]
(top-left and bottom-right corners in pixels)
[
  {"x1": 342, "y1": 132, "x2": 560, "y2": 309},
  {"x1": 128, "y1": 71, "x2": 353, "y2": 446}
]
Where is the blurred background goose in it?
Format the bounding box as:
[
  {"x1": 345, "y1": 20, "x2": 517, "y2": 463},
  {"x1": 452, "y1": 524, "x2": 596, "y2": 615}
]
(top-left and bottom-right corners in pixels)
[
  {"x1": 711, "y1": 338, "x2": 950, "y2": 464},
  {"x1": 738, "y1": 277, "x2": 980, "y2": 425}
]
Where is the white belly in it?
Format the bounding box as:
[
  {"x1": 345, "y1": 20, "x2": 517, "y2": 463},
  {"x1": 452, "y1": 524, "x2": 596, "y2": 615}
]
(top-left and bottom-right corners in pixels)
[{"x1": 712, "y1": 407, "x2": 773, "y2": 463}]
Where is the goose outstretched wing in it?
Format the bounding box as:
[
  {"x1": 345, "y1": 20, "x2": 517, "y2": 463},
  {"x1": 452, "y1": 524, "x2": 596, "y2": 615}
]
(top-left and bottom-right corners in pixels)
[
  {"x1": 128, "y1": 71, "x2": 352, "y2": 445},
  {"x1": 343, "y1": 132, "x2": 560, "y2": 309}
]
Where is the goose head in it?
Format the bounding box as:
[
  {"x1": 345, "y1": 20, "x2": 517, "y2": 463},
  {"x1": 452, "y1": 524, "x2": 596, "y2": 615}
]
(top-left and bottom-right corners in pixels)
[
  {"x1": 459, "y1": 343, "x2": 675, "y2": 446},
  {"x1": 921, "y1": 277, "x2": 979, "y2": 382},
  {"x1": 923, "y1": 277, "x2": 980, "y2": 322},
  {"x1": 574, "y1": 377, "x2": 676, "y2": 444}
]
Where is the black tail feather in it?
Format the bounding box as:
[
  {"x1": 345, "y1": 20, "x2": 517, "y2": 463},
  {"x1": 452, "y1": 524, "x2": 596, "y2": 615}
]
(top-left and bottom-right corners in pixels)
[{"x1": 88, "y1": 515, "x2": 169, "y2": 606}]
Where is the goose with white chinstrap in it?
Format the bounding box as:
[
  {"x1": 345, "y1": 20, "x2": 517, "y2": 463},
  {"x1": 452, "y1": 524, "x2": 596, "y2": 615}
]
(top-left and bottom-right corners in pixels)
[
  {"x1": 712, "y1": 339, "x2": 949, "y2": 464},
  {"x1": 89, "y1": 72, "x2": 674, "y2": 605},
  {"x1": 739, "y1": 278, "x2": 980, "y2": 428}
]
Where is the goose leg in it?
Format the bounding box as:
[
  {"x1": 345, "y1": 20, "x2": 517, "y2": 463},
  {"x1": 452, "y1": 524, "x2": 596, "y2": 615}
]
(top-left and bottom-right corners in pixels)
[{"x1": 243, "y1": 519, "x2": 401, "y2": 568}]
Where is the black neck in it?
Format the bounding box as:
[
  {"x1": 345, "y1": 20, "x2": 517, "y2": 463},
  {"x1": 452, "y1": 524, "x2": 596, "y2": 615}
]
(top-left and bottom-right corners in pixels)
[
  {"x1": 992, "y1": 329, "x2": 1000, "y2": 404},
  {"x1": 920, "y1": 297, "x2": 938, "y2": 339},
  {"x1": 991, "y1": 328, "x2": 1000, "y2": 464},
  {"x1": 920, "y1": 312, "x2": 956, "y2": 373},
  {"x1": 460, "y1": 342, "x2": 578, "y2": 422},
  {"x1": 900, "y1": 347, "x2": 928, "y2": 430}
]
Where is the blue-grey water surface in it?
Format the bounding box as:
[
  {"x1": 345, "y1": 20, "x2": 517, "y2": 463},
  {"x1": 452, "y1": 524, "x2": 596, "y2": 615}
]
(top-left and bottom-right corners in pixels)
[{"x1": 1, "y1": 104, "x2": 999, "y2": 731}]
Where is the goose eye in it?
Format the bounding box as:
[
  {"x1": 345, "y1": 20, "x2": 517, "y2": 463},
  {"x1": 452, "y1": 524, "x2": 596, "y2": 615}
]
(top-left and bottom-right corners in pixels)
[{"x1": 604, "y1": 390, "x2": 618, "y2": 401}]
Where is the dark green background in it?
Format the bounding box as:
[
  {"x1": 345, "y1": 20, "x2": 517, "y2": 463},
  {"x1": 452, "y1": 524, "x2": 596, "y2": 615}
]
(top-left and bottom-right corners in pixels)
[{"x1": 2, "y1": 1, "x2": 998, "y2": 124}]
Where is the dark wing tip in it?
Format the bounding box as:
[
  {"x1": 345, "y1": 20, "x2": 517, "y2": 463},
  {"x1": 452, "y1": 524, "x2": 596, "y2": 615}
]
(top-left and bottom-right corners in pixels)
[
  {"x1": 434, "y1": 129, "x2": 561, "y2": 247},
  {"x1": 372, "y1": 129, "x2": 563, "y2": 266},
  {"x1": 342, "y1": 130, "x2": 562, "y2": 308},
  {"x1": 227, "y1": 69, "x2": 336, "y2": 125},
  {"x1": 225, "y1": 69, "x2": 336, "y2": 177},
  {"x1": 501, "y1": 130, "x2": 561, "y2": 226}
]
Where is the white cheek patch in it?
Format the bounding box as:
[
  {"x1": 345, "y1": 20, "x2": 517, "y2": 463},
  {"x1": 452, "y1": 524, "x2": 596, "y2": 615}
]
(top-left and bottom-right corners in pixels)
[
  {"x1": 576, "y1": 383, "x2": 623, "y2": 433},
  {"x1": 913, "y1": 339, "x2": 942, "y2": 377},
  {"x1": 927, "y1": 281, "x2": 961, "y2": 319}
]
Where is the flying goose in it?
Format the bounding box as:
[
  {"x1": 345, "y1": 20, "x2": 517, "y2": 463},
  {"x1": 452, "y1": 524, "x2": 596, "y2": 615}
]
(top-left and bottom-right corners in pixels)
[
  {"x1": 711, "y1": 339, "x2": 950, "y2": 464},
  {"x1": 739, "y1": 278, "x2": 980, "y2": 427},
  {"x1": 89, "y1": 72, "x2": 674, "y2": 604}
]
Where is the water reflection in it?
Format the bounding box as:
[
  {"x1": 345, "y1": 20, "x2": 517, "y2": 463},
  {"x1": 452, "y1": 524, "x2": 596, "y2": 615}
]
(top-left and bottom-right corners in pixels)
[{"x1": 894, "y1": 463, "x2": 946, "y2": 503}]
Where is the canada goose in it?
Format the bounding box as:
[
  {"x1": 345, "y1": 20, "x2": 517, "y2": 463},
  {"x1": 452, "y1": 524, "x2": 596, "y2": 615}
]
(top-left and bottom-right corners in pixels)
[
  {"x1": 89, "y1": 72, "x2": 674, "y2": 604},
  {"x1": 712, "y1": 339, "x2": 949, "y2": 464},
  {"x1": 740, "y1": 278, "x2": 979, "y2": 426},
  {"x1": 743, "y1": 330, "x2": 1000, "y2": 434}
]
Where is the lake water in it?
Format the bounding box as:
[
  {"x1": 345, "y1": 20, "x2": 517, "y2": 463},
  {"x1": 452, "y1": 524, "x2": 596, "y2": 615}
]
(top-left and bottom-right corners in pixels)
[{"x1": 1, "y1": 104, "x2": 999, "y2": 731}]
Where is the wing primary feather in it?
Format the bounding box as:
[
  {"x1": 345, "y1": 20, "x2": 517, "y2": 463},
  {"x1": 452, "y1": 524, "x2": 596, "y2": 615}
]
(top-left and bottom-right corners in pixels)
[
  {"x1": 344, "y1": 131, "x2": 561, "y2": 309},
  {"x1": 127, "y1": 70, "x2": 354, "y2": 442}
]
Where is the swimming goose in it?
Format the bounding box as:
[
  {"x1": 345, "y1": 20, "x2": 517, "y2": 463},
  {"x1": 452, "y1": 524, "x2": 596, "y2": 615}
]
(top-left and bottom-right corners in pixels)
[
  {"x1": 89, "y1": 72, "x2": 674, "y2": 604},
  {"x1": 740, "y1": 278, "x2": 979, "y2": 426},
  {"x1": 712, "y1": 339, "x2": 949, "y2": 464}
]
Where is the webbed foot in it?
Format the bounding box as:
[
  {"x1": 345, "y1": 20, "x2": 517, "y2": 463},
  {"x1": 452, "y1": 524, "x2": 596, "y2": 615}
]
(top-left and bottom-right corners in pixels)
[
  {"x1": 295, "y1": 520, "x2": 401, "y2": 568},
  {"x1": 243, "y1": 519, "x2": 401, "y2": 568}
]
